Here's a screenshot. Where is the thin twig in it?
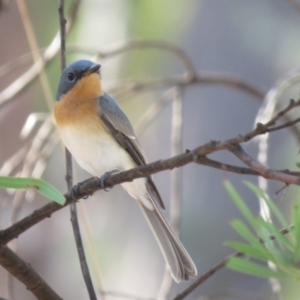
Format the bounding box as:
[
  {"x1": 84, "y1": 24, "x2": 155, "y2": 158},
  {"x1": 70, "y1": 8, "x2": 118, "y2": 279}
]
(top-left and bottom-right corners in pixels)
[
  {"x1": 77, "y1": 202, "x2": 106, "y2": 299},
  {"x1": 9, "y1": 117, "x2": 54, "y2": 222},
  {"x1": 108, "y1": 72, "x2": 265, "y2": 102},
  {"x1": 69, "y1": 39, "x2": 197, "y2": 79},
  {"x1": 228, "y1": 144, "x2": 300, "y2": 184},
  {"x1": 136, "y1": 88, "x2": 174, "y2": 135},
  {"x1": 68, "y1": 42, "x2": 265, "y2": 101},
  {"x1": 0, "y1": 0, "x2": 81, "y2": 109},
  {"x1": 16, "y1": 0, "x2": 53, "y2": 110},
  {"x1": 0, "y1": 51, "x2": 42, "y2": 78},
  {"x1": 255, "y1": 67, "x2": 300, "y2": 141},
  {"x1": 266, "y1": 117, "x2": 300, "y2": 132},
  {"x1": 0, "y1": 145, "x2": 29, "y2": 176},
  {"x1": 58, "y1": 1, "x2": 97, "y2": 299}
]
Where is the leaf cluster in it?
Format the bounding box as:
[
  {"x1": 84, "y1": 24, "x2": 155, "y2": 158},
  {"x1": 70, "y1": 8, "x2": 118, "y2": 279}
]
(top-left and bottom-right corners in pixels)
[{"x1": 225, "y1": 180, "x2": 300, "y2": 280}]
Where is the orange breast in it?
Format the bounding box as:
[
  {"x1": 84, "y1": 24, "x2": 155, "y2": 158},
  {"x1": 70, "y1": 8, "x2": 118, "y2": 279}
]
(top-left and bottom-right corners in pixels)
[{"x1": 54, "y1": 73, "x2": 104, "y2": 132}]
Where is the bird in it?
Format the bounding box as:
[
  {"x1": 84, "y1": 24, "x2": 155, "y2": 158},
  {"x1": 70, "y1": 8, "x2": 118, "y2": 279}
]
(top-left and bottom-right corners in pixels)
[{"x1": 54, "y1": 59, "x2": 197, "y2": 282}]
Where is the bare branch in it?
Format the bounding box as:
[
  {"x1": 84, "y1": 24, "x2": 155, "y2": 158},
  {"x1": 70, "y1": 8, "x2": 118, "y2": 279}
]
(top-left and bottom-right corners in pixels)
[
  {"x1": 16, "y1": 0, "x2": 53, "y2": 110},
  {"x1": 108, "y1": 72, "x2": 265, "y2": 102},
  {"x1": 136, "y1": 88, "x2": 174, "y2": 135},
  {"x1": 229, "y1": 144, "x2": 299, "y2": 184},
  {"x1": 265, "y1": 117, "x2": 300, "y2": 132},
  {"x1": 0, "y1": 246, "x2": 62, "y2": 300},
  {"x1": 0, "y1": 96, "x2": 299, "y2": 248},
  {"x1": 0, "y1": 146, "x2": 299, "y2": 248},
  {"x1": 68, "y1": 42, "x2": 265, "y2": 100},
  {"x1": 69, "y1": 39, "x2": 197, "y2": 79}
]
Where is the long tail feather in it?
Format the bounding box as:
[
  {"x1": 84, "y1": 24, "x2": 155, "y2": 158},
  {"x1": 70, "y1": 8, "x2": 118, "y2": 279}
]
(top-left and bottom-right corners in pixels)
[{"x1": 138, "y1": 200, "x2": 197, "y2": 282}]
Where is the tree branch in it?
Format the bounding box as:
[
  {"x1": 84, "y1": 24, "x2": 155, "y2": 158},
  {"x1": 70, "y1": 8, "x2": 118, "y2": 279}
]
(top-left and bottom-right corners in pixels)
[
  {"x1": 228, "y1": 144, "x2": 299, "y2": 184},
  {"x1": 0, "y1": 246, "x2": 62, "y2": 300},
  {"x1": 0, "y1": 96, "x2": 299, "y2": 250}
]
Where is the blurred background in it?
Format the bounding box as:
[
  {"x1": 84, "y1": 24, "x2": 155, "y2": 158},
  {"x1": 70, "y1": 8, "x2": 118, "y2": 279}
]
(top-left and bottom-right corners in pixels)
[{"x1": 1, "y1": 0, "x2": 300, "y2": 299}]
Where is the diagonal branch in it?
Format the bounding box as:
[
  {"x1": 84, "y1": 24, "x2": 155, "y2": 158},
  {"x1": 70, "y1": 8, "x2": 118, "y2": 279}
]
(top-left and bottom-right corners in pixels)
[
  {"x1": 0, "y1": 146, "x2": 299, "y2": 248},
  {"x1": 228, "y1": 144, "x2": 298, "y2": 184},
  {"x1": 0, "y1": 96, "x2": 299, "y2": 248},
  {"x1": 0, "y1": 245, "x2": 62, "y2": 300}
]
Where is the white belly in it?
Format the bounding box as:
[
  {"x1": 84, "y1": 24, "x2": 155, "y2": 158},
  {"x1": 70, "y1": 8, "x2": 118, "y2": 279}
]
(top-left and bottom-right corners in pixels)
[{"x1": 57, "y1": 125, "x2": 153, "y2": 209}]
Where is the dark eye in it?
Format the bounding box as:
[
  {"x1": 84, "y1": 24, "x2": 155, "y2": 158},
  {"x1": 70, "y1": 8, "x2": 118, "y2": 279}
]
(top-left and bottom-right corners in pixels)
[{"x1": 67, "y1": 72, "x2": 75, "y2": 82}]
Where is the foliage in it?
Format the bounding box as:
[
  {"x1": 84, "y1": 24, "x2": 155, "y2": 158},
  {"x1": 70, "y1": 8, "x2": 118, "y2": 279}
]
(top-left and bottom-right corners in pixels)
[
  {"x1": 0, "y1": 176, "x2": 65, "y2": 205},
  {"x1": 225, "y1": 180, "x2": 300, "y2": 281}
]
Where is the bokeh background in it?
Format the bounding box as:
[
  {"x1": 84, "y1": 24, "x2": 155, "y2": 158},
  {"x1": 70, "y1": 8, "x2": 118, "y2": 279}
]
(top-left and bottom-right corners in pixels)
[{"x1": 1, "y1": 0, "x2": 300, "y2": 299}]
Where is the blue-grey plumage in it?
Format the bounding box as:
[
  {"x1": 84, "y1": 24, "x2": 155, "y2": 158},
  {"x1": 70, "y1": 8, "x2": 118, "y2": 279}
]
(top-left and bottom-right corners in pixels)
[{"x1": 54, "y1": 59, "x2": 197, "y2": 282}]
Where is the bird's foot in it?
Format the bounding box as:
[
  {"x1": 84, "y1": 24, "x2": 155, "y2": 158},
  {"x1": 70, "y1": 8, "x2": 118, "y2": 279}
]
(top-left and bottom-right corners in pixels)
[
  {"x1": 98, "y1": 169, "x2": 119, "y2": 191},
  {"x1": 70, "y1": 180, "x2": 89, "y2": 200}
]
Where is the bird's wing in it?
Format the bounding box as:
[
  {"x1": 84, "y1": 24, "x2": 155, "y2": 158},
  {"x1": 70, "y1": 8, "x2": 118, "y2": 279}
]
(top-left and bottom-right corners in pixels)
[
  {"x1": 99, "y1": 93, "x2": 164, "y2": 209},
  {"x1": 99, "y1": 93, "x2": 146, "y2": 165}
]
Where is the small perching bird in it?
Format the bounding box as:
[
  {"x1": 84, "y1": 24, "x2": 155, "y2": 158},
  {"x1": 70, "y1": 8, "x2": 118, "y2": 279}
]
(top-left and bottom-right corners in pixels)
[{"x1": 54, "y1": 59, "x2": 197, "y2": 282}]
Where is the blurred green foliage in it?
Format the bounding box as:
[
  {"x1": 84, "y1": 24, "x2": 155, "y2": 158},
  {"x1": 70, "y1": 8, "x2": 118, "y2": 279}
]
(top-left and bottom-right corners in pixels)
[{"x1": 225, "y1": 180, "x2": 300, "y2": 283}]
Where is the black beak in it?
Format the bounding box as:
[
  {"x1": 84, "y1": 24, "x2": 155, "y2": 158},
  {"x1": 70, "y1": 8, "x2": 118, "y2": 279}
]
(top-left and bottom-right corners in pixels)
[{"x1": 86, "y1": 63, "x2": 101, "y2": 75}]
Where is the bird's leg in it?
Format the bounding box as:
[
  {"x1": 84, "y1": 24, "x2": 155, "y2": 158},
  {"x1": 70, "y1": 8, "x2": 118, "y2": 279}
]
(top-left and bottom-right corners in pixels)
[
  {"x1": 98, "y1": 169, "x2": 120, "y2": 191},
  {"x1": 70, "y1": 177, "x2": 96, "y2": 200}
]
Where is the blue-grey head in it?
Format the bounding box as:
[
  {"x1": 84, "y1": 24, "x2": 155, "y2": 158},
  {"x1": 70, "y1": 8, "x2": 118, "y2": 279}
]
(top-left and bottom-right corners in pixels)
[{"x1": 56, "y1": 60, "x2": 101, "y2": 100}]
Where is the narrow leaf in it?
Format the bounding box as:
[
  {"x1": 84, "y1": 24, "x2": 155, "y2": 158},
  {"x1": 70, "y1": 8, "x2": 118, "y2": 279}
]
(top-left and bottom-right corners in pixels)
[
  {"x1": 256, "y1": 217, "x2": 293, "y2": 252},
  {"x1": 224, "y1": 180, "x2": 257, "y2": 229},
  {"x1": 226, "y1": 241, "x2": 270, "y2": 261},
  {"x1": 244, "y1": 181, "x2": 289, "y2": 229},
  {"x1": 227, "y1": 257, "x2": 288, "y2": 279},
  {"x1": 0, "y1": 176, "x2": 65, "y2": 205},
  {"x1": 255, "y1": 218, "x2": 289, "y2": 266},
  {"x1": 230, "y1": 220, "x2": 267, "y2": 255}
]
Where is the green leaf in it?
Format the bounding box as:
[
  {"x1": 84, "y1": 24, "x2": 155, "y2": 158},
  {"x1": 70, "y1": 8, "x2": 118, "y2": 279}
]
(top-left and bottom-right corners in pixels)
[
  {"x1": 224, "y1": 180, "x2": 257, "y2": 229},
  {"x1": 227, "y1": 257, "x2": 288, "y2": 279},
  {"x1": 230, "y1": 220, "x2": 267, "y2": 254},
  {"x1": 255, "y1": 218, "x2": 290, "y2": 266},
  {"x1": 256, "y1": 217, "x2": 293, "y2": 252},
  {"x1": 226, "y1": 241, "x2": 270, "y2": 261},
  {"x1": 244, "y1": 181, "x2": 289, "y2": 229},
  {"x1": 0, "y1": 176, "x2": 65, "y2": 205}
]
